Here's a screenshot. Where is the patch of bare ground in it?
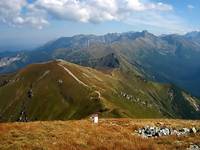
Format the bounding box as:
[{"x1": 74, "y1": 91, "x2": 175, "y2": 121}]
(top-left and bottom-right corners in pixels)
[{"x1": 0, "y1": 119, "x2": 200, "y2": 150}]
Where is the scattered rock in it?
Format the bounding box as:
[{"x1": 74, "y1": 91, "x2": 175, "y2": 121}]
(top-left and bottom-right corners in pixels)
[
  {"x1": 0, "y1": 80, "x2": 10, "y2": 87},
  {"x1": 120, "y1": 91, "x2": 152, "y2": 107},
  {"x1": 58, "y1": 79, "x2": 63, "y2": 84},
  {"x1": 187, "y1": 144, "x2": 200, "y2": 150},
  {"x1": 137, "y1": 126, "x2": 198, "y2": 138},
  {"x1": 137, "y1": 126, "x2": 170, "y2": 138}
]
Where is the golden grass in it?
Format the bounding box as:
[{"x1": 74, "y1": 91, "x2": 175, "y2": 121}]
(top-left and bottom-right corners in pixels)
[{"x1": 0, "y1": 119, "x2": 200, "y2": 150}]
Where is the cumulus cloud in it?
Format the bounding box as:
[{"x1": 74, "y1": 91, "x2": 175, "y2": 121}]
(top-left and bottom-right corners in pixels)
[
  {"x1": 1, "y1": 0, "x2": 189, "y2": 33},
  {"x1": 0, "y1": 0, "x2": 48, "y2": 29},
  {"x1": 0, "y1": 0, "x2": 26, "y2": 23},
  {"x1": 32, "y1": 0, "x2": 173, "y2": 23}
]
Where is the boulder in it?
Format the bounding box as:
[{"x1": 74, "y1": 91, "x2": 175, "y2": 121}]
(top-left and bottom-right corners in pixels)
[{"x1": 190, "y1": 127, "x2": 197, "y2": 134}]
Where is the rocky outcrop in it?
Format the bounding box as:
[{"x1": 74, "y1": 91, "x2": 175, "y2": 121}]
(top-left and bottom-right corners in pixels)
[
  {"x1": 0, "y1": 55, "x2": 21, "y2": 68},
  {"x1": 119, "y1": 91, "x2": 153, "y2": 108}
]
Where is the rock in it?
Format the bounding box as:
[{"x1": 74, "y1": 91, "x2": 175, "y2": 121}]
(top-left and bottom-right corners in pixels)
[
  {"x1": 137, "y1": 126, "x2": 197, "y2": 138},
  {"x1": 190, "y1": 127, "x2": 197, "y2": 134},
  {"x1": 144, "y1": 126, "x2": 155, "y2": 137},
  {"x1": 187, "y1": 144, "x2": 200, "y2": 150},
  {"x1": 197, "y1": 128, "x2": 200, "y2": 133},
  {"x1": 138, "y1": 128, "x2": 143, "y2": 134},
  {"x1": 138, "y1": 126, "x2": 171, "y2": 137},
  {"x1": 175, "y1": 128, "x2": 190, "y2": 136},
  {"x1": 27, "y1": 89, "x2": 33, "y2": 99},
  {"x1": 181, "y1": 128, "x2": 190, "y2": 135},
  {"x1": 183, "y1": 128, "x2": 190, "y2": 133},
  {"x1": 58, "y1": 79, "x2": 63, "y2": 84},
  {"x1": 159, "y1": 128, "x2": 170, "y2": 136},
  {"x1": 172, "y1": 129, "x2": 179, "y2": 135}
]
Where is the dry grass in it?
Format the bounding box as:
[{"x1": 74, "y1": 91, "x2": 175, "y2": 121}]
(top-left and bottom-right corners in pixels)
[{"x1": 0, "y1": 119, "x2": 200, "y2": 150}]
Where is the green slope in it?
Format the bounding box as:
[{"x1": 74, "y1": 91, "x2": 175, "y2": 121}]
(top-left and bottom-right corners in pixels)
[{"x1": 0, "y1": 60, "x2": 199, "y2": 122}]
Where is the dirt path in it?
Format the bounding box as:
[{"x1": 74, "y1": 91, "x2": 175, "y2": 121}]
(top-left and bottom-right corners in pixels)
[{"x1": 58, "y1": 63, "x2": 89, "y2": 88}]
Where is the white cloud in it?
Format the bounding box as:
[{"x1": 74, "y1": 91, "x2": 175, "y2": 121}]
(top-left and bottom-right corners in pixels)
[
  {"x1": 187, "y1": 4, "x2": 194, "y2": 9},
  {"x1": 0, "y1": 0, "x2": 48, "y2": 29},
  {"x1": 32, "y1": 0, "x2": 173, "y2": 23},
  {"x1": 1, "y1": 0, "x2": 191, "y2": 33},
  {"x1": 125, "y1": 1, "x2": 173, "y2": 11},
  {"x1": 0, "y1": 0, "x2": 26, "y2": 23}
]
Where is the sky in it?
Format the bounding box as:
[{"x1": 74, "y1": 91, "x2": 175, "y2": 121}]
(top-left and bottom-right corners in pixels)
[{"x1": 0, "y1": 0, "x2": 200, "y2": 51}]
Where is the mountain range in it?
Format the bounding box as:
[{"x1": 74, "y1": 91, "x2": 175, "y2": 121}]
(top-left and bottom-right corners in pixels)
[{"x1": 0, "y1": 30, "x2": 200, "y2": 121}]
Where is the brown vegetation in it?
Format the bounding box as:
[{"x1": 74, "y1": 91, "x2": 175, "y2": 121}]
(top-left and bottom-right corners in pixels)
[{"x1": 0, "y1": 119, "x2": 200, "y2": 150}]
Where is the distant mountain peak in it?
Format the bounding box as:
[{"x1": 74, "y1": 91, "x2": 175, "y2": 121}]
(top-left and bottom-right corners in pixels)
[
  {"x1": 185, "y1": 31, "x2": 200, "y2": 38},
  {"x1": 140, "y1": 30, "x2": 156, "y2": 38}
]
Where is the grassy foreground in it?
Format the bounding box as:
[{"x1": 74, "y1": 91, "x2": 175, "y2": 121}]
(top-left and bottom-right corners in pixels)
[{"x1": 0, "y1": 119, "x2": 200, "y2": 150}]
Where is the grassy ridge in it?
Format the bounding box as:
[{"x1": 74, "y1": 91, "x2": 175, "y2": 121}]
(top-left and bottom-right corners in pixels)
[{"x1": 0, "y1": 60, "x2": 199, "y2": 122}]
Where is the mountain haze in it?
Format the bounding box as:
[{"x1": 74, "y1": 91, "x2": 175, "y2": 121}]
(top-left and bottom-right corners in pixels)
[
  {"x1": 1, "y1": 31, "x2": 200, "y2": 96},
  {"x1": 0, "y1": 31, "x2": 200, "y2": 121}
]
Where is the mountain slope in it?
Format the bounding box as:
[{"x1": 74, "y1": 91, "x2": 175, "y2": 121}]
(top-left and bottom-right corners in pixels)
[
  {"x1": 1, "y1": 31, "x2": 200, "y2": 97},
  {"x1": 0, "y1": 60, "x2": 199, "y2": 122}
]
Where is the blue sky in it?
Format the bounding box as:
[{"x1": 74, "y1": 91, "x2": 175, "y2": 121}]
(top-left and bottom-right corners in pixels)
[{"x1": 0, "y1": 0, "x2": 199, "y2": 51}]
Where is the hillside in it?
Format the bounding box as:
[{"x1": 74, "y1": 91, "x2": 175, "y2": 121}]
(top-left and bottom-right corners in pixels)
[
  {"x1": 0, "y1": 60, "x2": 200, "y2": 122},
  {"x1": 0, "y1": 119, "x2": 200, "y2": 150},
  {"x1": 1, "y1": 31, "x2": 200, "y2": 97}
]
